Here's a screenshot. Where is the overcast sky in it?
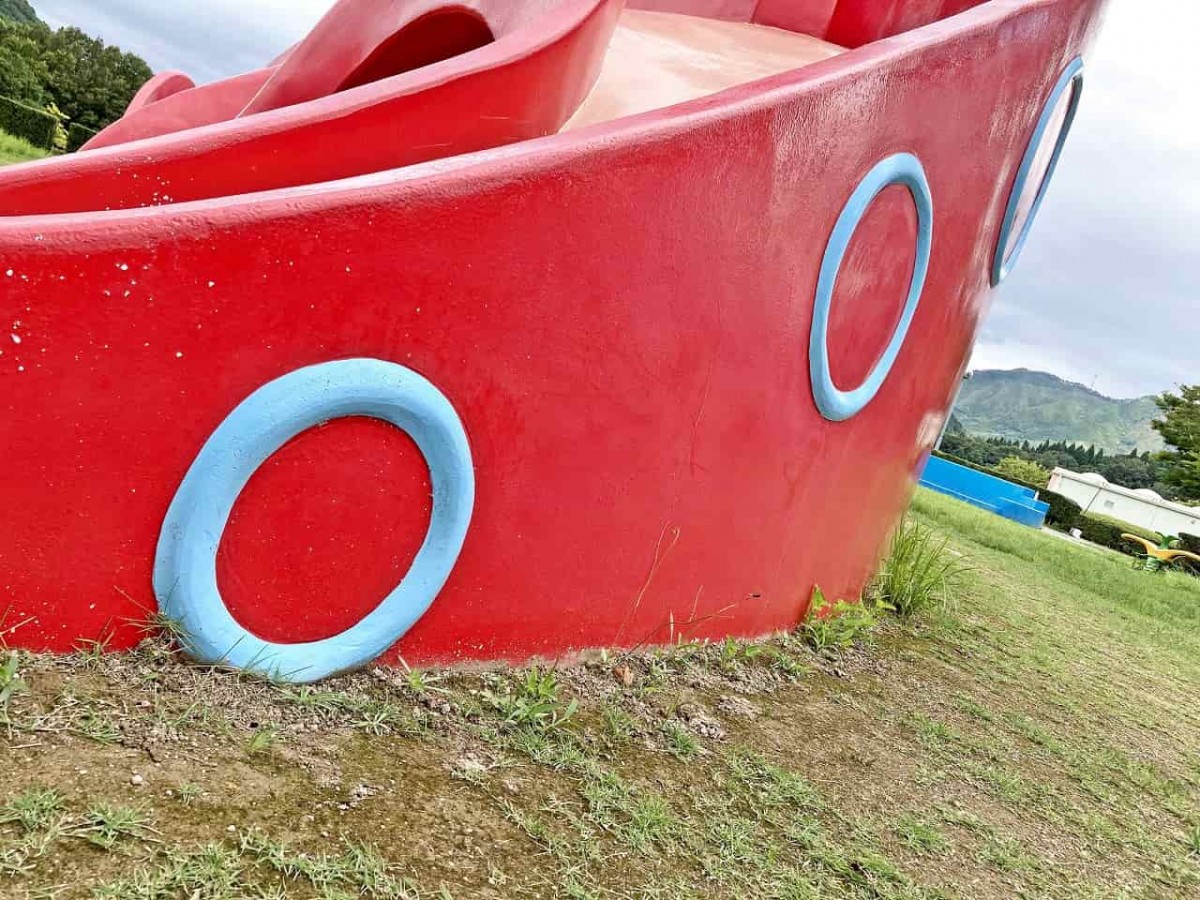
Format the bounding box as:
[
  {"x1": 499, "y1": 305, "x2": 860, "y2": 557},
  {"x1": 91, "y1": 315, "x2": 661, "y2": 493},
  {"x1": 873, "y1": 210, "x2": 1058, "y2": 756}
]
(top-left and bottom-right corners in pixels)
[{"x1": 30, "y1": 1, "x2": 1199, "y2": 399}]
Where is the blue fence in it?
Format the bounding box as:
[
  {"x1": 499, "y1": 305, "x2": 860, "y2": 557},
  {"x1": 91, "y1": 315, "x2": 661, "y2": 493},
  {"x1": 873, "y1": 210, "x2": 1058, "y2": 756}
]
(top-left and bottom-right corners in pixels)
[{"x1": 919, "y1": 456, "x2": 1049, "y2": 528}]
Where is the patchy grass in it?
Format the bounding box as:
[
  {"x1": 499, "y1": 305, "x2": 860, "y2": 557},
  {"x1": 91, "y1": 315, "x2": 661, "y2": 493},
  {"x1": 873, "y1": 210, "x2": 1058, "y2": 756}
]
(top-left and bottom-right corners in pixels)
[
  {"x1": 0, "y1": 130, "x2": 48, "y2": 166},
  {"x1": 3, "y1": 487, "x2": 1200, "y2": 897}
]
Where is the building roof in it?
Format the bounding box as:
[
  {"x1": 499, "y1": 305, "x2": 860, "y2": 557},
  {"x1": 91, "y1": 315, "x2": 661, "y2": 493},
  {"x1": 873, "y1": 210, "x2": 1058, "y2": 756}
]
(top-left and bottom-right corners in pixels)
[{"x1": 1052, "y1": 468, "x2": 1200, "y2": 518}]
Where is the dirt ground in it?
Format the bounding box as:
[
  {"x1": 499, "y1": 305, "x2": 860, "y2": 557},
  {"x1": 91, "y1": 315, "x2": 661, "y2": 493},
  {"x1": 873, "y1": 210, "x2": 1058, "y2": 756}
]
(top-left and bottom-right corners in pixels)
[{"x1": 4, "y1": 491, "x2": 1200, "y2": 898}]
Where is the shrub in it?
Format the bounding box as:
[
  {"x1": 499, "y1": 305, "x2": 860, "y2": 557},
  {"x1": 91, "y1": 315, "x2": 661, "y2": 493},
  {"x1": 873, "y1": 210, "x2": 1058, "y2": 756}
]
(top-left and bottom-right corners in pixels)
[
  {"x1": 994, "y1": 456, "x2": 1050, "y2": 488},
  {"x1": 0, "y1": 95, "x2": 56, "y2": 149},
  {"x1": 66, "y1": 121, "x2": 95, "y2": 152},
  {"x1": 1039, "y1": 490, "x2": 1082, "y2": 532},
  {"x1": 1077, "y1": 513, "x2": 1162, "y2": 556},
  {"x1": 1181, "y1": 534, "x2": 1200, "y2": 578},
  {"x1": 869, "y1": 516, "x2": 965, "y2": 617}
]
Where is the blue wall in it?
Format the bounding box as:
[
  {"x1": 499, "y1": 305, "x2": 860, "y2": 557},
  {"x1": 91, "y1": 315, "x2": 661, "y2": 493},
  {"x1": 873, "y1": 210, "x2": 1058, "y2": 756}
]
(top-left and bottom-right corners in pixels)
[{"x1": 919, "y1": 456, "x2": 1049, "y2": 528}]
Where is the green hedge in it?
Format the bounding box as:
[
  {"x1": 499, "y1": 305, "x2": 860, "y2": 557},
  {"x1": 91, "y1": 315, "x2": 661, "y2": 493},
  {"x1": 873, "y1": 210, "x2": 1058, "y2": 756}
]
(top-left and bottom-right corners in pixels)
[
  {"x1": 0, "y1": 96, "x2": 57, "y2": 150},
  {"x1": 66, "y1": 122, "x2": 96, "y2": 153},
  {"x1": 1077, "y1": 513, "x2": 1162, "y2": 556},
  {"x1": 930, "y1": 451, "x2": 1081, "y2": 531}
]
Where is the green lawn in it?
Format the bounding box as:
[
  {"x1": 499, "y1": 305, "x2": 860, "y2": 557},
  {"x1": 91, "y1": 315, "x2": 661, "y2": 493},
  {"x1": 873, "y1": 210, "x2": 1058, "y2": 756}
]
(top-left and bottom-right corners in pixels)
[
  {"x1": 3, "y1": 488, "x2": 1200, "y2": 898},
  {"x1": 0, "y1": 129, "x2": 48, "y2": 165}
]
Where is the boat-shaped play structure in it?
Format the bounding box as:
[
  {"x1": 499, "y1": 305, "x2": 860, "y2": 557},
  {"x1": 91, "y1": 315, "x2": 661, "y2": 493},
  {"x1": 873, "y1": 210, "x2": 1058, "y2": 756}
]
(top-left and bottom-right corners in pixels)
[{"x1": 0, "y1": 0, "x2": 1106, "y2": 680}]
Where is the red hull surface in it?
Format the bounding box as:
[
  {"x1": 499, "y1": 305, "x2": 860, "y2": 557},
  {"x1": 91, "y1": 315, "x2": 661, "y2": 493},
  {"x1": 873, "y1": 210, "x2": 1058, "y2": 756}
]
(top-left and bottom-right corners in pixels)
[{"x1": 0, "y1": 0, "x2": 1107, "y2": 679}]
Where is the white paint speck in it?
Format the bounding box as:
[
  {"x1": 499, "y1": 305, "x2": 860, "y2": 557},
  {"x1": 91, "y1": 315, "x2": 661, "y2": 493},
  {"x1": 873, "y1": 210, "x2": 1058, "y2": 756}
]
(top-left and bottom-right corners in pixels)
[{"x1": 10, "y1": 334, "x2": 20, "y2": 345}]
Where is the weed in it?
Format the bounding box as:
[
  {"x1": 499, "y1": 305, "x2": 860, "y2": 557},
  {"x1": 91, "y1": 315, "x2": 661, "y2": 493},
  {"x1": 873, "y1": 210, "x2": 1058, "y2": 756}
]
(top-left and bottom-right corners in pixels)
[
  {"x1": 73, "y1": 632, "x2": 114, "y2": 670},
  {"x1": 176, "y1": 783, "x2": 203, "y2": 805},
  {"x1": 599, "y1": 703, "x2": 638, "y2": 747},
  {"x1": 660, "y1": 721, "x2": 699, "y2": 760},
  {"x1": 1187, "y1": 825, "x2": 1200, "y2": 857},
  {"x1": 246, "y1": 725, "x2": 278, "y2": 755},
  {"x1": 76, "y1": 804, "x2": 154, "y2": 849},
  {"x1": 0, "y1": 650, "x2": 27, "y2": 713},
  {"x1": 0, "y1": 788, "x2": 64, "y2": 833},
  {"x1": 799, "y1": 588, "x2": 879, "y2": 652},
  {"x1": 404, "y1": 667, "x2": 447, "y2": 697},
  {"x1": 893, "y1": 814, "x2": 948, "y2": 855},
  {"x1": 481, "y1": 666, "x2": 578, "y2": 732},
  {"x1": 870, "y1": 515, "x2": 966, "y2": 617}
]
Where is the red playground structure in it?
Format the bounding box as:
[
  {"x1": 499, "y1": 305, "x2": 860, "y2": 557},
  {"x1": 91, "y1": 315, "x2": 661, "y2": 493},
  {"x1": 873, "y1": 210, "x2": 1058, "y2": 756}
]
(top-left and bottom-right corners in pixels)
[{"x1": 0, "y1": 0, "x2": 1107, "y2": 681}]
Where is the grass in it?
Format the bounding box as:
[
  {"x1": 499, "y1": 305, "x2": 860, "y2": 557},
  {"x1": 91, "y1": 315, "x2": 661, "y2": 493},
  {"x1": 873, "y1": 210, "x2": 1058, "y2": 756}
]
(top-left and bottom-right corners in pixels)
[
  {"x1": 0, "y1": 130, "x2": 48, "y2": 166},
  {"x1": 3, "y1": 487, "x2": 1200, "y2": 897}
]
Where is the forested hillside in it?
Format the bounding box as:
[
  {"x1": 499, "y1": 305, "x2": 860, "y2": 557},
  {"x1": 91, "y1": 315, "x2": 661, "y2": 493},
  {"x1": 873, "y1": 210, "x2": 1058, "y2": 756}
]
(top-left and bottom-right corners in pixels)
[{"x1": 955, "y1": 369, "x2": 1164, "y2": 454}]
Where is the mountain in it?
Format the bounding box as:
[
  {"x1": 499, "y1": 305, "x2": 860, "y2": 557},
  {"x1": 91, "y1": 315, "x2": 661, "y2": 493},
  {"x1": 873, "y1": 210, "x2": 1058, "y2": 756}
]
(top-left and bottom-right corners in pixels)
[
  {"x1": 0, "y1": 0, "x2": 40, "y2": 25},
  {"x1": 953, "y1": 369, "x2": 1165, "y2": 455}
]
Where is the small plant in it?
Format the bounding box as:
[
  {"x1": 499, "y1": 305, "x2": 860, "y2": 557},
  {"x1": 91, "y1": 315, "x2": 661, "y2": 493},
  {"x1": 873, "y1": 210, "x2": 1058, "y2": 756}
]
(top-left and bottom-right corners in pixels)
[
  {"x1": 869, "y1": 517, "x2": 965, "y2": 617},
  {"x1": 894, "y1": 814, "x2": 948, "y2": 855},
  {"x1": 0, "y1": 788, "x2": 64, "y2": 833},
  {"x1": 799, "y1": 588, "x2": 879, "y2": 652},
  {"x1": 660, "y1": 721, "x2": 698, "y2": 761},
  {"x1": 176, "y1": 783, "x2": 203, "y2": 805},
  {"x1": 76, "y1": 804, "x2": 153, "y2": 849},
  {"x1": 481, "y1": 666, "x2": 578, "y2": 732},
  {"x1": 600, "y1": 703, "x2": 638, "y2": 746},
  {"x1": 405, "y1": 667, "x2": 447, "y2": 697},
  {"x1": 1, "y1": 650, "x2": 27, "y2": 712},
  {"x1": 246, "y1": 725, "x2": 278, "y2": 755}
]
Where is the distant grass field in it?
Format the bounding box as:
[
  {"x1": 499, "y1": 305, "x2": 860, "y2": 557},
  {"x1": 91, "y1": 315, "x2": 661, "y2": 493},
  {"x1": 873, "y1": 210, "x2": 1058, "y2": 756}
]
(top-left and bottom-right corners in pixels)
[
  {"x1": 3, "y1": 488, "x2": 1200, "y2": 898},
  {"x1": 0, "y1": 129, "x2": 48, "y2": 165}
]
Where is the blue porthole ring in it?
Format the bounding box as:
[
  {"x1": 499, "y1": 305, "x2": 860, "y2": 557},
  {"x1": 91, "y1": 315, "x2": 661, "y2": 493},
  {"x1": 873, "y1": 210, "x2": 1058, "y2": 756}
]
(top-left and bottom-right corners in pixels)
[
  {"x1": 992, "y1": 57, "x2": 1084, "y2": 286},
  {"x1": 810, "y1": 152, "x2": 934, "y2": 422},
  {"x1": 153, "y1": 358, "x2": 475, "y2": 683}
]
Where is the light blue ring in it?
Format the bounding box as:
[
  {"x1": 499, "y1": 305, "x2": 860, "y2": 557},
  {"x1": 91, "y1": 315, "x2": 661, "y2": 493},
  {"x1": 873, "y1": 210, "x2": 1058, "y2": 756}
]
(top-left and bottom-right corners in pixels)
[
  {"x1": 992, "y1": 57, "x2": 1084, "y2": 286},
  {"x1": 153, "y1": 358, "x2": 475, "y2": 683},
  {"x1": 809, "y1": 152, "x2": 934, "y2": 422}
]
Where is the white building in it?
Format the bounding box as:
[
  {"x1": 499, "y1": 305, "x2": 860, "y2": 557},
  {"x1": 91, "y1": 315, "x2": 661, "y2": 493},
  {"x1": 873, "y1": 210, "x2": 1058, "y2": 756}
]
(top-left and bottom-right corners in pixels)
[{"x1": 1049, "y1": 468, "x2": 1200, "y2": 538}]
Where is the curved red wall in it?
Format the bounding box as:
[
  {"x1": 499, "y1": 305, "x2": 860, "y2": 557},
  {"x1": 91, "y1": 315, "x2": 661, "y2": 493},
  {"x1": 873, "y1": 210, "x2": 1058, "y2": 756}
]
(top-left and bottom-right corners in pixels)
[{"x1": 0, "y1": 0, "x2": 1106, "y2": 665}]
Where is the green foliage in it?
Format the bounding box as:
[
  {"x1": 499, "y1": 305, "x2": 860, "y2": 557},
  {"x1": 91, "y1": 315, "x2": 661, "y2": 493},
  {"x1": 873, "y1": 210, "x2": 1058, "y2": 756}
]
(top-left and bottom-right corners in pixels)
[
  {"x1": 65, "y1": 120, "x2": 95, "y2": 152},
  {"x1": 800, "y1": 588, "x2": 879, "y2": 651},
  {"x1": 952, "y1": 369, "x2": 1164, "y2": 455},
  {"x1": 0, "y1": 22, "x2": 48, "y2": 105},
  {"x1": 0, "y1": 20, "x2": 151, "y2": 134},
  {"x1": 0, "y1": 650, "x2": 27, "y2": 710},
  {"x1": 0, "y1": 95, "x2": 56, "y2": 148},
  {"x1": 482, "y1": 666, "x2": 578, "y2": 732},
  {"x1": 870, "y1": 517, "x2": 965, "y2": 617},
  {"x1": 0, "y1": 0, "x2": 40, "y2": 26},
  {"x1": 993, "y1": 456, "x2": 1050, "y2": 488},
  {"x1": 1154, "y1": 385, "x2": 1200, "y2": 503},
  {"x1": 1076, "y1": 514, "x2": 1162, "y2": 556},
  {"x1": 1039, "y1": 489, "x2": 1083, "y2": 532}
]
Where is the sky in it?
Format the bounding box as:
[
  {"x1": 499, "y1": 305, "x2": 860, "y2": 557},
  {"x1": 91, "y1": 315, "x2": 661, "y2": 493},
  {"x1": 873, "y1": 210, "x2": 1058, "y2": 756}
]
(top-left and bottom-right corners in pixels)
[{"x1": 28, "y1": 1, "x2": 1200, "y2": 400}]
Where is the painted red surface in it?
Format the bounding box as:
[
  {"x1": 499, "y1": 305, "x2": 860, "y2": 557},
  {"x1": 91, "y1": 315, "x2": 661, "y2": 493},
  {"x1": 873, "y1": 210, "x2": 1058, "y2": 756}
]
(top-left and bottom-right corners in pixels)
[{"x1": 0, "y1": 0, "x2": 1107, "y2": 665}]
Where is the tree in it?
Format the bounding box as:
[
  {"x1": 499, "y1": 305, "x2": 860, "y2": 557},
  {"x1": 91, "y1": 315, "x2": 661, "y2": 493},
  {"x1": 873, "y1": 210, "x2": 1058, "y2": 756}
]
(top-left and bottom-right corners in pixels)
[
  {"x1": 0, "y1": 21, "x2": 48, "y2": 105},
  {"x1": 0, "y1": 0, "x2": 40, "y2": 26},
  {"x1": 1153, "y1": 385, "x2": 1200, "y2": 503},
  {"x1": 994, "y1": 456, "x2": 1050, "y2": 488},
  {"x1": 1097, "y1": 455, "x2": 1155, "y2": 490},
  {"x1": 39, "y1": 27, "x2": 152, "y2": 131},
  {"x1": 0, "y1": 21, "x2": 152, "y2": 133}
]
